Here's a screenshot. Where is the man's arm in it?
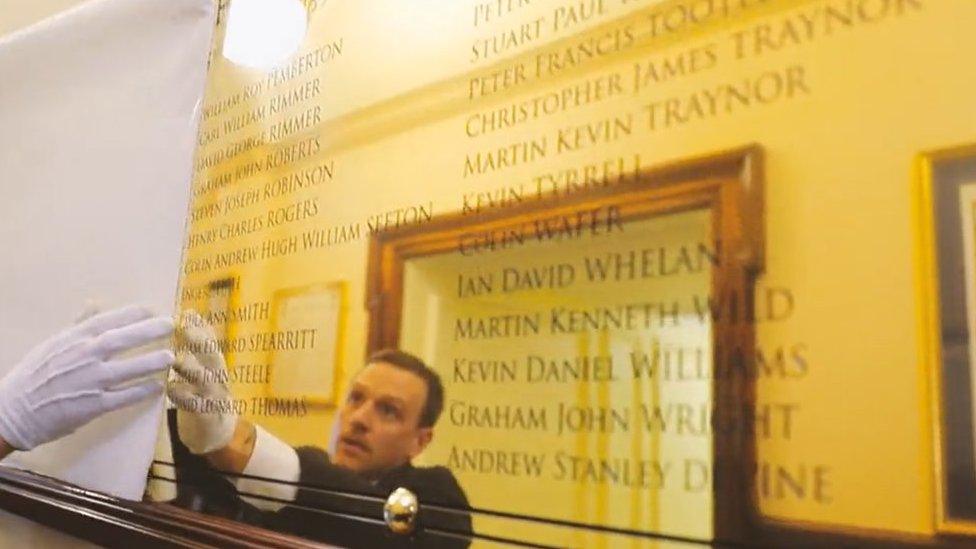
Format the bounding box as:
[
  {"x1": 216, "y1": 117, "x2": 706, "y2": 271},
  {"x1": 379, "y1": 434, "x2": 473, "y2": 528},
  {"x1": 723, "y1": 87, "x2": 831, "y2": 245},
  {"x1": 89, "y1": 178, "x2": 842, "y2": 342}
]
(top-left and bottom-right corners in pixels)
[
  {"x1": 169, "y1": 312, "x2": 376, "y2": 513},
  {"x1": 169, "y1": 312, "x2": 300, "y2": 511},
  {"x1": 195, "y1": 417, "x2": 300, "y2": 512},
  {"x1": 204, "y1": 418, "x2": 256, "y2": 474},
  {"x1": 200, "y1": 415, "x2": 471, "y2": 547}
]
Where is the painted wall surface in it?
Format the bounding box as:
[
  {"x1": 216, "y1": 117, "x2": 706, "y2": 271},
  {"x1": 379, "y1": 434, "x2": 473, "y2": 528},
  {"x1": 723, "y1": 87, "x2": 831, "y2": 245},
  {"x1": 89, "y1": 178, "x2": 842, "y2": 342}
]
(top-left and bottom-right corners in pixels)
[{"x1": 173, "y1": 0, "x2": 976, "y2": 545}]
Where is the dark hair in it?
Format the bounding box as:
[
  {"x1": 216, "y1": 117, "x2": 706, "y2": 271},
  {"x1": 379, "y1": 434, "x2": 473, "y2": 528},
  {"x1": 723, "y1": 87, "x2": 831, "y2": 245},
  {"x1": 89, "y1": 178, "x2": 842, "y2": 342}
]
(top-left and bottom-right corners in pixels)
[{"x1": 366, "y1": 349, "x2": 444, "y2": 428}]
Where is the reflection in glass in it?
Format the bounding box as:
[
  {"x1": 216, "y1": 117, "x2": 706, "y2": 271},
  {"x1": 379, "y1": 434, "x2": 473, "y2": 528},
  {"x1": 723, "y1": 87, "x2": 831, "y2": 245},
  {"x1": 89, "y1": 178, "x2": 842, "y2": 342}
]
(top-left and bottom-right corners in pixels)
[{"x1": 399, "y1": 210, "x2": 715, "y2": 543}]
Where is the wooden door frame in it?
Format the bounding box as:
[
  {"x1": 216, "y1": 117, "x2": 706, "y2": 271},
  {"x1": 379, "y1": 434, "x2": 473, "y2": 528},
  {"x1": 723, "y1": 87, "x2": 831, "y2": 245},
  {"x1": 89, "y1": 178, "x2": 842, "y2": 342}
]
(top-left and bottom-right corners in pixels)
[{"x1": 365, "y1": 145, "x2": 764, "y2": 544}]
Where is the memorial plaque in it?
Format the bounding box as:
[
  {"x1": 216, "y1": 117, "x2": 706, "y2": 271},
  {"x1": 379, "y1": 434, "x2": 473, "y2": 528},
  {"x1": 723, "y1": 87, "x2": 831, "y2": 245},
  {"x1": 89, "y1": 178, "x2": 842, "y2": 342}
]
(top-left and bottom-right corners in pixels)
[{"x1": 157, "y1": 0, "x2": 976, "y2": 547}]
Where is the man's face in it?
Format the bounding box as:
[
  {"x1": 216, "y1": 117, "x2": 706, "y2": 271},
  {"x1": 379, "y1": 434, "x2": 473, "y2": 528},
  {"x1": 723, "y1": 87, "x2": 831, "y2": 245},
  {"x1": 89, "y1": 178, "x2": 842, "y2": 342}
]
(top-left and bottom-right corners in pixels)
[{"x1": 333, "y1": 362, "x2": 433, "y2": 478}]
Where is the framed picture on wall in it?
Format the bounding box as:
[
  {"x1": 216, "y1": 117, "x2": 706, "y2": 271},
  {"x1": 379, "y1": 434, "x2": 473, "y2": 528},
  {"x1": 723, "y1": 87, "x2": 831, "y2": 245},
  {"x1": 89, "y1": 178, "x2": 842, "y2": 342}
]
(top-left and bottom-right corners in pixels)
[
  {"x1": 268, "y1": 282, "x2": 347, "y2": 406},
  {"x1": 920, "y1": 143, "x2": 976, "y2": 533}
]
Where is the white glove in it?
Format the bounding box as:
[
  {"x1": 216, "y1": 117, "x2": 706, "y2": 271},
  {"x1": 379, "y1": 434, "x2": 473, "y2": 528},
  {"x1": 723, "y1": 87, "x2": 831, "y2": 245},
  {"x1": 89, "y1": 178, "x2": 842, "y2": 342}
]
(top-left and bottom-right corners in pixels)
[
  {"x1": 0, "y1": 305, "x2": 174, "y2": 451},
  {"x1": 167, "y1": 310, "x2": 236, "y2": 455}
]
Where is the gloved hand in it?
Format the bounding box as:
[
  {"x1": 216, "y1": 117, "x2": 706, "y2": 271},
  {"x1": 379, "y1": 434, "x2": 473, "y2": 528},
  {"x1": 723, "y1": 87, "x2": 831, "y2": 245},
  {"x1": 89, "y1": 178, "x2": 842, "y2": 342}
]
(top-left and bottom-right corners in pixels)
[
  {"x1": 0, "y1": 304, "x2": 174, "y2": 451},
  {"x1": 167, "y1": 310, "x2": 236, "y2": 455}
]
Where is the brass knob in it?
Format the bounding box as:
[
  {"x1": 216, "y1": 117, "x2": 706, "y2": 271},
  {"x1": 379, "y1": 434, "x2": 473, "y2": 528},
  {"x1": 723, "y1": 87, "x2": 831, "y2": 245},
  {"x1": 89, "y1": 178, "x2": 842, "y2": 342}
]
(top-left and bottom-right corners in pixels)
[{"x1": 384, "y1": 487, "x2": 419, "y2": 535}]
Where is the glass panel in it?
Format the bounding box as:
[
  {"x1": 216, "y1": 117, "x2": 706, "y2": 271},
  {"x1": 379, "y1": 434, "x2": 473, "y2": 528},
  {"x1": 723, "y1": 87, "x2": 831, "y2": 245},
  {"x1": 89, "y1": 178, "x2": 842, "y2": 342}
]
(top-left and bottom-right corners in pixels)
[
  {"x1": 399, "y1": 209, "x2": 714, "y2": 543},
  {"x1": 158, "y1": 0, "x2": 976, "y2": 546}
]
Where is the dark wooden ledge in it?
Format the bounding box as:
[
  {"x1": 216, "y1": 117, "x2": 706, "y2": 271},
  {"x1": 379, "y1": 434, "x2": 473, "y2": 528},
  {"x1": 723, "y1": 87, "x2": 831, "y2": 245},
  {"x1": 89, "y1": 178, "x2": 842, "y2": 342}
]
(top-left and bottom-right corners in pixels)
[{"x1": 0, "y1": 466, "x2": 329, "y2": 548}]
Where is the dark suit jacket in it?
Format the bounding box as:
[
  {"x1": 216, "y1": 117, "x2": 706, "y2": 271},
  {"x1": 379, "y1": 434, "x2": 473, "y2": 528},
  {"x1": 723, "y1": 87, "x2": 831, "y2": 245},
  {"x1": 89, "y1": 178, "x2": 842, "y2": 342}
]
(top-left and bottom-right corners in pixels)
[
  {"x1": 270, "y1": 446, "x2": 473, "y2": 548},
  {"x1": 168, "y1": 411, "x2": 473, "y2": 548}
]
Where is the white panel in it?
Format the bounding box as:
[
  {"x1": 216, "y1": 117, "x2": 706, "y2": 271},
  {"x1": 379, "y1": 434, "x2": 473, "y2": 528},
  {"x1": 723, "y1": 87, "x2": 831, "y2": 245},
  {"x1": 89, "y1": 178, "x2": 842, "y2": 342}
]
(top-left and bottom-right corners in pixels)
[{"x1": 0, "y1": 0, "x2": 214, "y2": 498}]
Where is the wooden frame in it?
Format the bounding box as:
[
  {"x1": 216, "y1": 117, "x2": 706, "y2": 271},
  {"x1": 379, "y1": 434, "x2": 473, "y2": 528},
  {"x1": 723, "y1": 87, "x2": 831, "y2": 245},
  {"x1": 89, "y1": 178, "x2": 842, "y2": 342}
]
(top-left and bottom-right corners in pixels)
[
  {"x1": 0, "y1": 466, "x2": 326, "y2": 548},
  {"x1": 918, "y1": 142, "x2": 976, "y2": 536},
  {"x1": 365, "y1": 145, "x2": 764, "y2": 543},
  {"x1": 0, "y1": 460, "x2": 963, "y2": 549}
]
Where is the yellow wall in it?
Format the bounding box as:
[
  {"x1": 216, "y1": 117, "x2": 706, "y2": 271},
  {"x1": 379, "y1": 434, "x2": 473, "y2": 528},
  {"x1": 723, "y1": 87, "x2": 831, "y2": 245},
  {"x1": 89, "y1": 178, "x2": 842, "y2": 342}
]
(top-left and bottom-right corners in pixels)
[{"x1": 178, "y1": 0, "x2": 976, "y2": 542}]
